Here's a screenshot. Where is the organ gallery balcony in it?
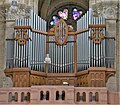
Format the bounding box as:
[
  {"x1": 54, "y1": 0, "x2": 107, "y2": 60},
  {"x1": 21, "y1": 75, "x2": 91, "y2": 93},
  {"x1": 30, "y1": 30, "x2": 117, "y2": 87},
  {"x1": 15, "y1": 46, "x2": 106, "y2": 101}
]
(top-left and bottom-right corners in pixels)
[{"x1": 0, "y1": 86, "x2": 109, "y2": 105}]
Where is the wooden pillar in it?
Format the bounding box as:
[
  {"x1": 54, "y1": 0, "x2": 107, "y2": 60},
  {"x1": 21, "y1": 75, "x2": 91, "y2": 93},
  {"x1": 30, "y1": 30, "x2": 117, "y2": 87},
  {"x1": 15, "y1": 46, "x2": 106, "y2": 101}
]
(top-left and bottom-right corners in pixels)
[{"x1": 45, "y1": 35, "x2": 49, "y2": 73}]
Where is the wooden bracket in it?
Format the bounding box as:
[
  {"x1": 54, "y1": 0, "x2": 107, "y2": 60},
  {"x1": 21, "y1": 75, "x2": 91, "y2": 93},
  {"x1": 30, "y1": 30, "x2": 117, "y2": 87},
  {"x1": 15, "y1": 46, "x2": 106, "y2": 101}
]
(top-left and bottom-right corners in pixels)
[
  {"x1": 15, "y1": 29, "x2": 29, "y2": 45},
  {"x1": 89, "y1": 24, "x2": 115, "y2": 44}
]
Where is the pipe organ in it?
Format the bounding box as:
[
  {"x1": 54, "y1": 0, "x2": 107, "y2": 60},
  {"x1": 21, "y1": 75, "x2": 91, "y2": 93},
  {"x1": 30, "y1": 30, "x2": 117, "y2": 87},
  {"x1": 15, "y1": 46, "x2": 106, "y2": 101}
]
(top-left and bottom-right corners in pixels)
[
  {"x1": 7, "y1": 10, "x2": 46, "y2": 72},
  {"x1": 5, "y1": 9, "x2": 115, "y2": 87}
]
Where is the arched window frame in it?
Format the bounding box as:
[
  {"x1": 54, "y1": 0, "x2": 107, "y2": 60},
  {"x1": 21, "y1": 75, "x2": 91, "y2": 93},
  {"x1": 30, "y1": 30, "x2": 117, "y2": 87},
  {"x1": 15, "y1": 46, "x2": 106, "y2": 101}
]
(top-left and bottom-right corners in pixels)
[
  {"x1": 40, "y1": 91, "x2": 44, "y2": 100},
  {"x1": 95, "y1": 92, "x2": 99, "y2": 102},
  {"x1": 62, "y1": 91, "x2": 65, "y2": 100},
  {"x1": 56, "y1": 91, "x2": 59, "y2": 100},
  {"x1": 82, "y1": 92, "x2": 86, "y2": 102},
  {"x1": 89, "y1": 92, "x2": 93, "y2": 102},
  {"x1": 76, "y1": 92, "x2": 80, "y2": 102},
  {"x1": 46, "y1": 91, "x2": 49, "y2": 100}
]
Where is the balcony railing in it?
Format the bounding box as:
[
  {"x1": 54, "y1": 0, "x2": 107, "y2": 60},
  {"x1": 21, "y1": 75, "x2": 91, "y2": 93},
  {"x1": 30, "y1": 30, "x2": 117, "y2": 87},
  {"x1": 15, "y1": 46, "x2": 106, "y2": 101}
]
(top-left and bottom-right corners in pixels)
[{"x1": 0, "y1": 86, "x2": 108, "y2": 105}]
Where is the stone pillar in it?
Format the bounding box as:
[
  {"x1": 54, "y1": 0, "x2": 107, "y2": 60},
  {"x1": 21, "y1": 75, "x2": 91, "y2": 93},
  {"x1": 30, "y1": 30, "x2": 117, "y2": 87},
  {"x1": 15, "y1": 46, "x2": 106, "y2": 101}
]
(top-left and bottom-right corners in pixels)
[
  {"x1": 0, "y1": 2, "x2": 13, "y2": 88},
  {"x1": 0, "y1": 0, "x2": 31, "y2": 88},
  {"x1": 23, "y1": 0, "x2": 38, "y2": 14},
  {"x1": 0, "y1": 12, "x2": 6, "y2": 88},
  {"x1": 116, "y1": 1, "x2": 120, "y2": 104}
]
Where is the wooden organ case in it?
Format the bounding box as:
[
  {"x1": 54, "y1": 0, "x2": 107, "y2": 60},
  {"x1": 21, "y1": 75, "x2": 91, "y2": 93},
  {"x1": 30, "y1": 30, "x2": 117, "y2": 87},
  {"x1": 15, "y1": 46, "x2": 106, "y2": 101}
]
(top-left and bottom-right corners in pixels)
[{"x1": 5, "y1": 10, "x2": 115, "y2": 87}]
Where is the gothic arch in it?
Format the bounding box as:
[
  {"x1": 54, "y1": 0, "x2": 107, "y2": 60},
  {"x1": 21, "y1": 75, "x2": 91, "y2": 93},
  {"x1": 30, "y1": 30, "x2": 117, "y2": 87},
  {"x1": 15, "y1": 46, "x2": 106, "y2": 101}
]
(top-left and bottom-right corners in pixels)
[{"x1": 38, "y1": 0, "x2": 89, "y2": 20}]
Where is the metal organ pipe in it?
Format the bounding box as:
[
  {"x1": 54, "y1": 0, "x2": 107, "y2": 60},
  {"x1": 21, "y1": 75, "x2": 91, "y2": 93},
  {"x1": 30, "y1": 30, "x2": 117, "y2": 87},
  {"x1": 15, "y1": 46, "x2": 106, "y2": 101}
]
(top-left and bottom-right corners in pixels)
[
  {"x1": 96, "y1": 17, "x2": 98, "y2": 67},
  {"x1": 14, "y1": 20, "x2": 17, "y2": 67},
  {"x1": 88, "y1": 9, "x2": 92, "y2": 67},
  {"x1": 37, "y1": 16, "x2": 41, "y2": 71},
  {"x1": 24, "y1": 19, "x2": 26, "y2": 67},
  {"x1": 36, "y1": 15, "x2": 38, "y2": 70},
  {"x1": 41, "y1": 18, "x2": 43, "y2": 71},
  {"x1": 102, "y1": 18, "x2": 106, "y2": 66}
]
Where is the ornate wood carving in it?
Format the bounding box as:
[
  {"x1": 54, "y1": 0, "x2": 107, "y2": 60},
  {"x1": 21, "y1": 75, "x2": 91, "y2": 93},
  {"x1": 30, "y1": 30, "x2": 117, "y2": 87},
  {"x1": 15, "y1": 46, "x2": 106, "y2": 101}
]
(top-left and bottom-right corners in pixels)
[
  {"x1": 89, "y1": 24, "x2": 105, "y2": 44},
  {"x1": 89, "y1": 24, "x2": 115, "y2": 44},
  {"x1": 55, "y1": 19, "x2": 68, "y2": 45},
  {"x1": 15, "y1": 29, "x2": 29, "y2": 45}
]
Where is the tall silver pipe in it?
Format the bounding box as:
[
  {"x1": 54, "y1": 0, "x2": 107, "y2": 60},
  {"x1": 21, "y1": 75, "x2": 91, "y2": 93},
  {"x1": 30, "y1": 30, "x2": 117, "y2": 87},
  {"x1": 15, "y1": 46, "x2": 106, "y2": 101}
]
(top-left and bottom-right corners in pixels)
[
  {"x1": 96, "y1": 17, "x2": 98, "y2": 67},
  {"x1": 40, "y1": 17, "x2": 42, "y2": 71},
  {"x1": 37, "y1": 14, "x2": 39, "y2": 70},
  {"x1": 64, "y1": 45, "x2": 66, "y2": 73},
  {"x1": 37, "y1": 17, "x2": 39, "y2": 72},
  {"x1": 58, "y1": 45, "x2": 59, "y2": 73},
  {"x1": 55, "y1": 44, "x2": 57, "y2": 73},
  {"x1": 17, "y1": 19, "x2": 19, "y2": 67},
  {"x1": 44, "y1": 20, "x2": 46, "y2": 72},
  {"x1": 42, "y1": 19, "x2": 44, "y2": 70},
  {"x1": 87, "y1": 10, "x2": 89, "y2": 68},
  {"x1": 103, "y1": 18, "x2": 106, "y2": 66},
  {"x1": 99, "y1": 17, "x2": 102, "y2": 67},
  {"x1": 51, "y1": 43, "x2": 53, "y2": 73},
  {"x1": 23, "y1": 19, "x2": 26, "y2": 67},
  {"x1": 30, "y1": 10, "x2": 33, "y2": 70},
  {"x1": 89, "y1": 8, "x2": 92, "y2": 67},
  {"x1": 14, "y1": 20, "x2": 17, "y2": 67},
  {"x1": 18, "y1": 19, "x2": 21, "y2": 67},
  {"x1": 28, "y1": 18, "x2": 31, "y2": 68},
  {"x1": 62, "y1": 23, "x2": 64, "y2": 73},
  {"x1": 93, "y1": 17, "x2": 96, "y2": 67},
  {"x1": 53, "y1": 43, "x2": 55, "y2": 73},
  {"x1": 81, "y1": 17, "x2": 83, "y2": 69},
  {"x1": 34, "y1": 12, "x2": 37, "y2": 69}
]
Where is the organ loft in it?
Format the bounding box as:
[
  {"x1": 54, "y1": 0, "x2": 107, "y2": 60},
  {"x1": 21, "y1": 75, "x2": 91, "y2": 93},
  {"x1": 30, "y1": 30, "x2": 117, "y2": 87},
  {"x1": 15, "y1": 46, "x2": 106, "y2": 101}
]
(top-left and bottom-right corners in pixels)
[{"x1": 0, "y1": 0, "x2": 119, "y2": 105}]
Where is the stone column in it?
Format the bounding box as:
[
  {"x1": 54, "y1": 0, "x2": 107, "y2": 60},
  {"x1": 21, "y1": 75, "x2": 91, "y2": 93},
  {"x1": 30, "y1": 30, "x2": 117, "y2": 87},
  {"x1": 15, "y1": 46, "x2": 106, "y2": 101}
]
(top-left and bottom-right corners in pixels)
[
  {"x1": 23, "y1": 0, "x2": 38, "y2": 14},
  {"x1": 0, "y1": 1, "x2": 31, "y2": 88},
  {"x1": 0, "y1": 3, "x2": 13, "y2": 88},
  {"x1": 116, "y1": 1, "x2": 120, "y2": 104}
]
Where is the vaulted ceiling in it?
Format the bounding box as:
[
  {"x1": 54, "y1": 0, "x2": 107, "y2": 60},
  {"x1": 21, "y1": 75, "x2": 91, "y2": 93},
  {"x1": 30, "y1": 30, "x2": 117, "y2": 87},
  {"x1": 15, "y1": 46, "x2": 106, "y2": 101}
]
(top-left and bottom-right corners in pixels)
[{"x1": 38, "y1": 0, "x2": 89, "y2": 20}]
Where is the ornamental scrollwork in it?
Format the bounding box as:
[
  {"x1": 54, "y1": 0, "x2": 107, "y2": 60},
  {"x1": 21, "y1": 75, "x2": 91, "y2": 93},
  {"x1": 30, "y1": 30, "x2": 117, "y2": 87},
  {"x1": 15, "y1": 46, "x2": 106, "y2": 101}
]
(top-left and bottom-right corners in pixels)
[
  {"x1": 15, "y1": 29, "x2": 29, "y2": 45},
  {"x1": 90, "y1": 27, "x2": 104, "y2": 44}
]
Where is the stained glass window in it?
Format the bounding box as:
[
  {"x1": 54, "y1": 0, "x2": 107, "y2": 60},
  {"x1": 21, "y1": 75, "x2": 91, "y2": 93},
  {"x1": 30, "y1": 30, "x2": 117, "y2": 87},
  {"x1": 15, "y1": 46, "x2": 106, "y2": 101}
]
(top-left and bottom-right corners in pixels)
[
  {"x1": 49, "y1": 6, "x2": 84, "y2": 31},
  {"x1": 50, "y1": 16, "x2": 59, "y2": 26},
  {"x1": 72, "y1": 8, "x2": 83, "y2": 20},
  {"x1": 58, "y1": 9, "x2": 68, "y2": 20}
]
